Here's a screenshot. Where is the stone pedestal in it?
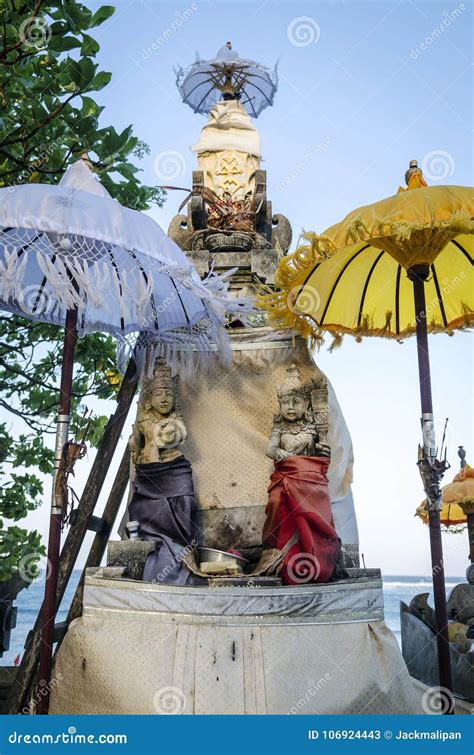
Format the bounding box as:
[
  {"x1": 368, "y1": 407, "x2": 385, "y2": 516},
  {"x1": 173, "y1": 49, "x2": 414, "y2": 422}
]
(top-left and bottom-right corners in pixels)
[{"x1": 50, "y1": 568, "x2": 424, "y2": 714}]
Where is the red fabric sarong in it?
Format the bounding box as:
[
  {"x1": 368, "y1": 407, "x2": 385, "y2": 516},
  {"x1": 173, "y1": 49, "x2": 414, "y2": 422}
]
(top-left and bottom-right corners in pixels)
[{"x1": 262, "y1": 456, "x2": 341, "y2": 584}]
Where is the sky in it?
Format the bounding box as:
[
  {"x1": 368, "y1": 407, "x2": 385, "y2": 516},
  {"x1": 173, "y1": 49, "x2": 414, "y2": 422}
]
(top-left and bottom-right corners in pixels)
[{"x1": 14, "y1": 0, "x2": 473, "y2": 577}]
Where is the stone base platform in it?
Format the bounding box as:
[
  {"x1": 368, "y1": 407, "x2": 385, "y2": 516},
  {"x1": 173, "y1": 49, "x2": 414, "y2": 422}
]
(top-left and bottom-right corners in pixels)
[{"x1": 50, "y1": 568, "x2": 424, "y2": 715}]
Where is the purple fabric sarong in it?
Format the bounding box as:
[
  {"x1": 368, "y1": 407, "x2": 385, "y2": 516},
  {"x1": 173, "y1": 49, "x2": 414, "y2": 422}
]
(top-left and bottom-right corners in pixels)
[{"x1": 128, "y1": 457, "x2": 200, "y2": 585}]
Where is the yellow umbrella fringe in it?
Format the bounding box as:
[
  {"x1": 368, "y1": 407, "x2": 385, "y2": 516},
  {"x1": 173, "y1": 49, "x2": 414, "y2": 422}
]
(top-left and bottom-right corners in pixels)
[
  {"x1": 298, "y1": 316, "x2": 474, "y2": 344},
  {"x1": 258, "y1": 304, "x2": 473, "y2": 344},
  {"x1": 328, "y1": 333, "x2": 343, "y2": 352},
  {"x1": 256, "y1": 232, "x2": 336, "y2": 339},
  {"x1": 414, "y1": 496, "x2": 473, "y2": 534},
  {"x1": 418, "y1": 521, "x2": 467, "y2": 534},
  {"x1": 461, "y1": 301, "x2": 474, "y2": 325},
  {"x1": 343, "y1": 208, "x2": 474, "y2": 246}
]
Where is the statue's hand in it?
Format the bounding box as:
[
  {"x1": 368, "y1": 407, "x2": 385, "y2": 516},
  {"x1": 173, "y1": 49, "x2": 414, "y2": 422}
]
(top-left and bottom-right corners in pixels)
[
  {"x1": 128, "y1": 426, "x2": 140, "y2": 452},
  {"x1": 315, "y1": 442, "x2": 331, "y2": 457}
]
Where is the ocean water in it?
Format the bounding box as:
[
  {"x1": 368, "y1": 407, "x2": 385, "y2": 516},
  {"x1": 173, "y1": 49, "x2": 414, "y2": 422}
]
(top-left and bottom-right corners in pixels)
[{"x1": 0, "y1": 571, "x2": 463, "y2": 667}]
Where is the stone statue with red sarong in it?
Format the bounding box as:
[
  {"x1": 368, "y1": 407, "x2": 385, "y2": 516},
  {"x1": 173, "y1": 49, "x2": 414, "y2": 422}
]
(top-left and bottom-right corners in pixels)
[{"x1": 263, "y1": 364, "x2": 341, "y2": 584}]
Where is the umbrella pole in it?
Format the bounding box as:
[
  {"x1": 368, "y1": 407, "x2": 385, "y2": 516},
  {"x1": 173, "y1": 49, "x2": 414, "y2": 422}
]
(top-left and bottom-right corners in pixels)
[
  {"x1": 36, "y1": 307, "x2": 78, "y2": 714},
  {"x1": 409, "y1": 265, "x2": 453, "y2": 710}
]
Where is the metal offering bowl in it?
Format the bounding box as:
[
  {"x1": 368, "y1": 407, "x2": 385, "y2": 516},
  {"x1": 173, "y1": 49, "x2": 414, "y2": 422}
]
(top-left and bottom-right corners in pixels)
[{"x1": 198, "y1": 547, "x2": 248, "y2": 570}]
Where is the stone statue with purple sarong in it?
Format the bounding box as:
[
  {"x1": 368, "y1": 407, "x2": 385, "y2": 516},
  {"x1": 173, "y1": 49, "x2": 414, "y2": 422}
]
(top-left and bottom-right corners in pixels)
[{"x1": 128, "y1": 360, "x2": 199, "y2": 584}]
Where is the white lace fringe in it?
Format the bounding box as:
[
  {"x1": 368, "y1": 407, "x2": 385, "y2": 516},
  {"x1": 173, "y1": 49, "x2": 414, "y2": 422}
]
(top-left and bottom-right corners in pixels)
[{"x1": 0, "y1": 244, "x2": 253, "y2": 377}]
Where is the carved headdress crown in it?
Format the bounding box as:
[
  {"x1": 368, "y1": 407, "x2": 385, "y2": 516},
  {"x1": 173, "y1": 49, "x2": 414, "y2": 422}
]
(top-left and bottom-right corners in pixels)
[
  {"x1": 144, "y1": 359, "x2": 178, "y2": 399},
  {"x1": 277, "y1": 364, "x2": 306, "y2": 399}
]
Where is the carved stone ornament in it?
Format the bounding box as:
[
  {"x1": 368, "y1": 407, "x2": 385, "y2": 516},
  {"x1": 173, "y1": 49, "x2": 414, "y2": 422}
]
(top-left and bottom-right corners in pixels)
[
  {"x1": 266, "y1": 364, "x2": 330, "y2": 461},
  {"x1": 128, "y1": 359, "x2": 187, "y2": 465}
]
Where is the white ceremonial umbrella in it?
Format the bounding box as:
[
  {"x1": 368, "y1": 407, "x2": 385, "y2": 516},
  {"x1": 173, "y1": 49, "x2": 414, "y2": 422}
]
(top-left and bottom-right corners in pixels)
[
  {"x1": 0, "y1": 159, "x2": 246, "y2": 711},
  {"x1": 176, "y1": 44, "x2": 278, "y2": 118}
]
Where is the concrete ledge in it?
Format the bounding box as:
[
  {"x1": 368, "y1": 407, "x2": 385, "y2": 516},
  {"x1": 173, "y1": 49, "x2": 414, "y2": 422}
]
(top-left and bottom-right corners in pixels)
[
  {"x1": 107, "y1": 541, "x2": 154, "y2": 580},
  {"x1": 83, "y1": 569, "x2": 384, "y2": 625}
]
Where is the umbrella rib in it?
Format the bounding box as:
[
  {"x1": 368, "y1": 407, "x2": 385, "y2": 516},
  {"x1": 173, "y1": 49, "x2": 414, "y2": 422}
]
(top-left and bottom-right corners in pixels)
[
  {"x1": 450, "y1": 239, "x2": 473, "y2": 265},
  {"x1": 127, "y1": 249, "x2": 160, "y2": 330},
  {"x1": 240, "y1": 91, "x2": 258, "y2": 117},
  {"x1": 395, "y1": 264, "x2": 401, "y2": 335},
  {"x1": 195, "y1": 84, "x2": 218, "y2": 112},
  {"x1": 243, "y1": 80, "x2": 273, "y2": 105},
  {"x1": 319, "y1": 245, "x2": 370, "y2": 325},
  {"x1": 184, "y1": 77, "x2": 217, "y2": 99},
  {"x1": 107, "y1": 248, "x2": 125, "y2": 332},
  {"x1": 292, "y1": 261, "x2": 323, "y2": 309},
  {"x1": 169, "y1": 277, "x2": 191, "y2": 326},
  {"x1": 244, "y1": 70, "x2": 276, "y2": 84},
  {"x1": 430, "y1": 264, "x2": 448, "y2": 328},
  {"x1": 357, "y1": 250, "x2": 385, "y2": 327},
  {"x1": 33, "y1": 253, "x2": 56, "y2": 315},
  {"x1": 182, "y1": 65, "x2": 216, "y2": 84}
]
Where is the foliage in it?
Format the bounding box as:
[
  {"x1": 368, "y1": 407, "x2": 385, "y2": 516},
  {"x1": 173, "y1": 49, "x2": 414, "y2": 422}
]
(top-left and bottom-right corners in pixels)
[{"x1": 0, "y1": 0, "x2": 165, "y2": 582}]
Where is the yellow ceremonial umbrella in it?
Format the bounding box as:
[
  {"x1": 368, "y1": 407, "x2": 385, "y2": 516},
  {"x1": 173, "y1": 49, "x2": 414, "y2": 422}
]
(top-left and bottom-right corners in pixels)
[
  {"x1": 416, "y1": 464, "x2": 473, "y2": 533},
  {"x1": 417, "y1": 451, "x2": 474, "y2": 591},
  {"x1": 259, "y1": 162, "x2": 474, "y2": 705}
]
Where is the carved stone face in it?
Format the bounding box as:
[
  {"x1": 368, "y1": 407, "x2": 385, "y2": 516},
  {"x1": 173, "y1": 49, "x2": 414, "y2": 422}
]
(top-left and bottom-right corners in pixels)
[
  {"x1": 150, "y1": 388, "x2": 174, "y2": 416},
  {"x1": 279, "y1": 393, "x2": 307, "y2": 422}
]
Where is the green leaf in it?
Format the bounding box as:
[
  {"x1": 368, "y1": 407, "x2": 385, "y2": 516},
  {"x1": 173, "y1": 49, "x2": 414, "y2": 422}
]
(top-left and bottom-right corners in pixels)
[
  {"x1": 81, "y1": 33, "x2": 100, "y2": 56},
  {"x1": 61, "y1": 81, "x2": 79, "y2": 93},
  {"x1": 49, "y1": 21, "x2": 69, "y2": 35},
  {"x1": 91, "y1": 70, "x2": 112, "y2": 91},
  {"x1": 90, "y1": 5, "x2": 116, "y2": 27},
  {"x1": 49, "y1": 35, "x2": 82, "y2": 52},
  {"x1": 78, "y1": 57, "x2": 96, "y2": 87},
  {"x1": 81, "y1": 95, "x2": 100, "y2": 116},
  {"x1": 63, "y1": 1, "x2": 93, "y2": 30}
]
